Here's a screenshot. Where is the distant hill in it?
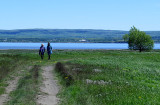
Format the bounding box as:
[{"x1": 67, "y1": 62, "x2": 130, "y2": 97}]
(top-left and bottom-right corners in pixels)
[{"x1": 0, "y1": 29, "x2": 160, "y2": 43}]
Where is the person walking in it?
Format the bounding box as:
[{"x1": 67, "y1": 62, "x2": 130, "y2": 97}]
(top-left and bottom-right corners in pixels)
[
  {"x1": 39, "y1": 44, "x2": 45, "y2": 60},
  {"x1": 47, "y1": 42, "x2": 52, "y2": 60}
]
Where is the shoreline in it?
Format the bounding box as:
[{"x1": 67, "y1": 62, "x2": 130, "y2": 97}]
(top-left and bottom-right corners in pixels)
[
  {"x1": 0, "y1": 42, "x2": 160, "y2": 44},
  {"x1": 0, "y1": 49, "x2": 160, "y2": 51}
]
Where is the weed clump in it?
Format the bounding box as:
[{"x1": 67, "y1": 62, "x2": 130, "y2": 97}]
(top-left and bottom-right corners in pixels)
[{"x1": 55, "y1": 62, "x2": 73, "y2": 86}]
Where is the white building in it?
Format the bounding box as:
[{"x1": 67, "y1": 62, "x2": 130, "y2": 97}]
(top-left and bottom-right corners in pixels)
[{"x1": 79, "y1": 39, "x2": 86, "y2": 42}]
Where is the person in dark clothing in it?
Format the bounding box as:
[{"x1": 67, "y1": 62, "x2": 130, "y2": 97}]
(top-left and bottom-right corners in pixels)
[
  {"x1": 39, "y1": 44, "x2": 45, "y2": 59},
  {"x1": 47, "y1": 42, "x2": 52, "y2": 60}
]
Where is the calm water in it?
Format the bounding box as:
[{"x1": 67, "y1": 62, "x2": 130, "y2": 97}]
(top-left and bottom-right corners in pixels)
[{"x1": 0, "y1": 42, "x2": 159, "y2": 49}]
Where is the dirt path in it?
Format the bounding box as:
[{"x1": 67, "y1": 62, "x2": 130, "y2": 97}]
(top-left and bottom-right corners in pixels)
[
  {"x1": 37, "y1": 65, "x2": 59, "y2": 105},
  {"x1": 0, "y1": 76, "x2": 19, "y2": 105}
]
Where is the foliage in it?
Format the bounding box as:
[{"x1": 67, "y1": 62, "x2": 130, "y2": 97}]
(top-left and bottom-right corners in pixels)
[
  {"x1": 123, "y1": 26, "x2": 154, "y2": 52},
  {"x1": 0, "y1": 29, "x2": 160, "y2": 43},
  {"x1": 123, "y1": 34, "x2": 129, "y2": 42}
]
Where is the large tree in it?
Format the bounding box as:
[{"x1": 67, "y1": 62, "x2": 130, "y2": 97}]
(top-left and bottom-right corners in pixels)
[{"x1": 123, "y1": 26, "x2": 154, "y2": 52}]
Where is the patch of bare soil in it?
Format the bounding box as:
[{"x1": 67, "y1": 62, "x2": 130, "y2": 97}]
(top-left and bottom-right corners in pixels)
[{"x1": 37, "y1": 66, "x2": 59, "y2": 105}]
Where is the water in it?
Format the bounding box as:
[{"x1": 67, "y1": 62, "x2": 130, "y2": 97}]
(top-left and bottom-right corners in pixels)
[{"x1": 0, "y1": 42, "x2": 159, "y2": 49}]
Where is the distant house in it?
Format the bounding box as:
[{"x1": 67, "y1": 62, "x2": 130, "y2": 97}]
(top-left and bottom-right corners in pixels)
[
  {"x1": 3, "y1": 38, "x2": 7, "y2": 42},
  {"x1": 79, "y1": 39, "x2": 86, "y2": 42}
]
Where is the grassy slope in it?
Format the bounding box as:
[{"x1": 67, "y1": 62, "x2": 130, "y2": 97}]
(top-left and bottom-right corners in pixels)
[{"x1": 0, "y1": 50, "x2": 160, "y2": 104}]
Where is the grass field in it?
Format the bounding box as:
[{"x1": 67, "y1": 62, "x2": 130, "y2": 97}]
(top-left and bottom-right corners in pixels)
[
  {"x1": 0, "y1": 50, "x2": 160, "y2": 105},
  {"x1": 54, "y1": 50, "x2": 160, "y2": 105}
]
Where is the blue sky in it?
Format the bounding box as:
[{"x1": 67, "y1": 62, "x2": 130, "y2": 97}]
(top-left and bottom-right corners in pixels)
[{"x1": 0, "y1": 0, "x2": 160, "y2": 30}]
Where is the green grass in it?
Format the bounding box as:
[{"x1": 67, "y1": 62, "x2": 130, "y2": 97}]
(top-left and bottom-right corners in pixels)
[
  {"x1": 0, "y1": 87, "x2": 5, "y2": 95},
  {"x1": 0, "y1": 54, "x2": 27, "y2": 95},
  {"x1": 7, "y1": 65, "x2": 41, "y2": 105},
  {"x1": 1, "y1": 50, "x2": 160, "y2": 104},
  {"x1": 0, "y1": 50, "x2": 56, "y2": 105},
  {"x1": 54, "y1": 50, "x2": 160, "y2": 105},
  {"x1": 0, "y1": 51, "x2": 41, "y2": 104}
]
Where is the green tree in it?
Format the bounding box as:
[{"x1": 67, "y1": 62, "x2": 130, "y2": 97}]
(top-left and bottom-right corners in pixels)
[{"x1": 123, "y1": 26, "x2": 154, "y2": 52}]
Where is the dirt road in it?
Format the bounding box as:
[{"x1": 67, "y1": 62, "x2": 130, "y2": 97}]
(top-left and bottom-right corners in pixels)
[{"x1": 37, "y1": 65, "x2": 59, "y2": 105}]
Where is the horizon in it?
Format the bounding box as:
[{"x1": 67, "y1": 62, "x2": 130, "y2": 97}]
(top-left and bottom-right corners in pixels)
[{"x1": 0, "y1": 28, "x2": 160, "y2": 32}]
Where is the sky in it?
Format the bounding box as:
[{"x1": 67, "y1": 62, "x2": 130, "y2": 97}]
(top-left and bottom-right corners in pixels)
[{"x1": 0, "y1": 0, "x2": 160, "y2": 31}]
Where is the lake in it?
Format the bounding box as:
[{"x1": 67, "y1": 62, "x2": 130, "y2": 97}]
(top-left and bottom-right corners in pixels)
[{"x1": 0, "y1": 42, "x2": 159, "y2": 49}]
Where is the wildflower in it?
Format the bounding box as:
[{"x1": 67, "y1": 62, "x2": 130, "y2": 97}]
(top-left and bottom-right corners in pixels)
[
  {"x1": 139, "y1": 96, "x2": 141, "y2": 99},
  {"x1": 65, "y1": 77, "x2": 68, "y2": 79}
]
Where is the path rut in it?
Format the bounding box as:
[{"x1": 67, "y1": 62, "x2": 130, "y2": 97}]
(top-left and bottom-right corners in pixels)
[
  {"x1": 37, "y1": 65, "x2": 59, "y2": 105},
  {"x1": 0, "y1": 76, "x2": 19, "y2": 105}
]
